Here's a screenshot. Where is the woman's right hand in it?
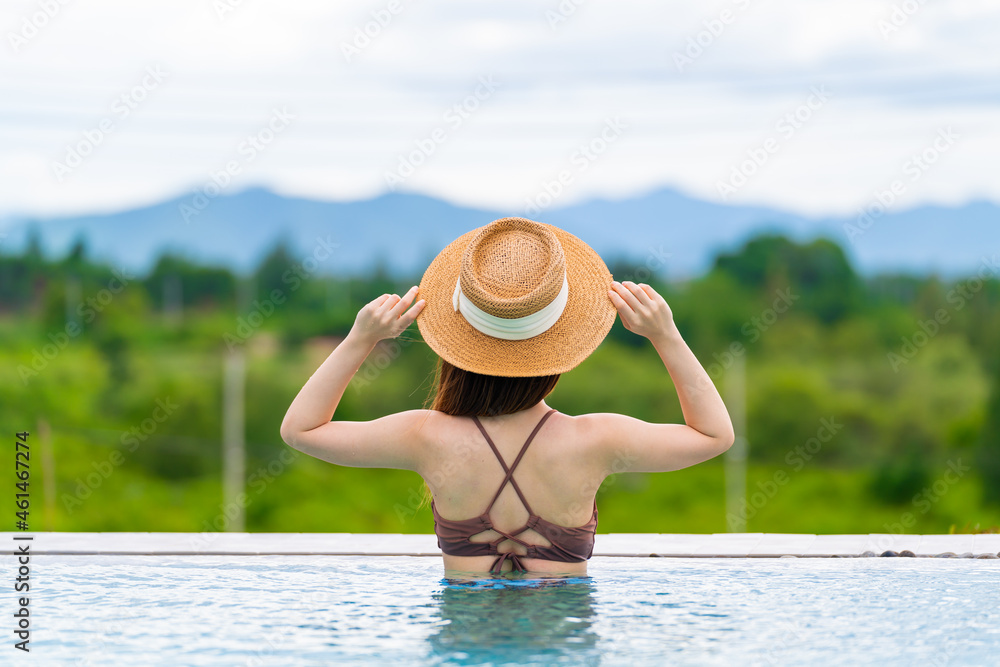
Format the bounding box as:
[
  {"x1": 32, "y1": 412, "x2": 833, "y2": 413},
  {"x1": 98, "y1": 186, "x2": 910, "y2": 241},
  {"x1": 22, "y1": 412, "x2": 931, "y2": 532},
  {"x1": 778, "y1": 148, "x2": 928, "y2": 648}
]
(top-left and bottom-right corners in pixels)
[
  {"x1": 349, "y1": 286, "x2": 425, "y2": 345},
  {"x1": 608, "y1": 280, "x2": 677, "y2": 341}
]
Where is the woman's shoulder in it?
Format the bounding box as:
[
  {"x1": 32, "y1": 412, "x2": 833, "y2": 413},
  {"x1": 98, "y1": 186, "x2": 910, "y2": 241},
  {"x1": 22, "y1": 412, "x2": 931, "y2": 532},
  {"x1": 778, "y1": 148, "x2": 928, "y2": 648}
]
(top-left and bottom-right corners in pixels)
[
  {"x1": 542, "y1": 410, "x2": 632, "y2": 459},
  {"x1": 414, "y1": 408, "x2": 632, "y2": 444},
  {"x1": 558, "y1": 412, "x2": 652, "y2": 460},
  {"x1": 567, "y1": 411, "x2": 636, "y2": 433}
]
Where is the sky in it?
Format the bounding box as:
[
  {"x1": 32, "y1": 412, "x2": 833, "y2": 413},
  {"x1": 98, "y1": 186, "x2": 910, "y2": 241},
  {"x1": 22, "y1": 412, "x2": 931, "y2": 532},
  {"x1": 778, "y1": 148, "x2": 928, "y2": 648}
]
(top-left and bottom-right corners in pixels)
[{"x1": 1, "y1": 0, "x2": 998, "y2": 219}]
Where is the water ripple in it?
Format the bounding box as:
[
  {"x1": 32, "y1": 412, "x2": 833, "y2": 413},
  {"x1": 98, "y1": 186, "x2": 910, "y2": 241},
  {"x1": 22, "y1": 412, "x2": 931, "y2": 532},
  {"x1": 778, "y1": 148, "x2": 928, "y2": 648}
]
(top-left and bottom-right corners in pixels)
[{"x1": 11, "y1": 554, "x2": 999, "y2": 666}]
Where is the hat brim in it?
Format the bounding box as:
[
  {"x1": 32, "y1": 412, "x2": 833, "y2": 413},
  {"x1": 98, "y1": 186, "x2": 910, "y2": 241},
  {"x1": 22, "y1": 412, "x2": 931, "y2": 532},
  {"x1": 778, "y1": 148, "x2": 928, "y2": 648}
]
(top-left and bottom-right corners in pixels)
[{"x1": 416, "y1": 222, "x2": 617, "y2": 377}]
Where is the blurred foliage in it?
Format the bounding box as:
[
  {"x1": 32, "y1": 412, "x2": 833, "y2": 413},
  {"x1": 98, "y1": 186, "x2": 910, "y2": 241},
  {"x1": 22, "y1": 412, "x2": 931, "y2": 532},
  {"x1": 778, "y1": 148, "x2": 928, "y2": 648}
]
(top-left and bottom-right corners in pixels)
[
  {"x1": 949, "y1": 523, "x2": 1000, "y2": 534},
  {"x1": 1, "y1": 231, "x2": 999, "y2": 533},
  {"x1": 144, "y1": 253, "x2": 237, "y2": 311},
  {"x1": 713, "y1": 234, "x2": 865, "y2": 324},
  {"x1": 978, "y1": 359, "x2": 1000, "y2": 504}
]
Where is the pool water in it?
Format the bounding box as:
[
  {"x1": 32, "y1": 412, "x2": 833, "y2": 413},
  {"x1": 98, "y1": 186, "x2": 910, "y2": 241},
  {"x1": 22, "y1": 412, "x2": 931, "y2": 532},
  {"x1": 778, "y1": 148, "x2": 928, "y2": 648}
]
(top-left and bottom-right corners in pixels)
[{"x1": 16, "y1": 555, "x2": 1000, "y2": 665}]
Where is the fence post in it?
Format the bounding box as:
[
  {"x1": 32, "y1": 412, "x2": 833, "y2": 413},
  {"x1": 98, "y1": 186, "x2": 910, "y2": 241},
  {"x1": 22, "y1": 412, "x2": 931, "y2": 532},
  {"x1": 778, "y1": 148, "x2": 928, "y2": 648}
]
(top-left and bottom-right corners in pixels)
[
  {"x1": 725, "y1": 353, "x2": 748, "y2": 532},
  {"x1": 38, "y1": 417, "x2": 56, "y2": 530},
  {"x1": 223, "y1": 347, "x2": 246, "y2": 532}
]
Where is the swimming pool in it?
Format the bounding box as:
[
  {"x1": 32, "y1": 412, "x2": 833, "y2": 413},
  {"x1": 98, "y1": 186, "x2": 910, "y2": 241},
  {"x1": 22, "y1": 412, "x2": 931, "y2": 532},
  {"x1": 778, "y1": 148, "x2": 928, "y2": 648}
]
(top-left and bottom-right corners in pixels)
[{"x1": 17, "y1": 554, "x2": 1000, "y2": 666}]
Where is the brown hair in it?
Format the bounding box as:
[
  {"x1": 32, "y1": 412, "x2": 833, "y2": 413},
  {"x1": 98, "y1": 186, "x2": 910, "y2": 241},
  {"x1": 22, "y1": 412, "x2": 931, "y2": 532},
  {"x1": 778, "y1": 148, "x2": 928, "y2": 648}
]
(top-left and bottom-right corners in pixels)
[
  {"x1": 413, "y1": 357, "x2": 560, "y2": 509},
  {"x1": 424, "y1": 357, "x2": 560, "y2": 417}
]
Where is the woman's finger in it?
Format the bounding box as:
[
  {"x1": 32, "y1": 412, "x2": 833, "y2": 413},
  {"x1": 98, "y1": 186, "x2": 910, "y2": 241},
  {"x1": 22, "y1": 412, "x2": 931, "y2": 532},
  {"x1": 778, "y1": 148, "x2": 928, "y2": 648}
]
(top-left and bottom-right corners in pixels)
[
  {"x1": 624, "y1": 281, "x2": 654, "y2": 308},
  {"x1": 607, "y1": 288, "x2": 634, "y2": 328},
  {"x1": 379, "y1": 294, "x2": 401, "y2": 313},
  {"x1": 607, "y1": 285, "x2": 631, "y2": 312},
  {"x1": 401, "y1": 299, "x2": 426, "y2": 326},
  {"x1": 639, "y1": 283, "x2": 661, "y2": 303},
  {"x1": 389, "y1": 286, "x2": 418, "y2": 317},
  {"x1": 612, "y1": 281, "x2": 644, "y2": 312}
]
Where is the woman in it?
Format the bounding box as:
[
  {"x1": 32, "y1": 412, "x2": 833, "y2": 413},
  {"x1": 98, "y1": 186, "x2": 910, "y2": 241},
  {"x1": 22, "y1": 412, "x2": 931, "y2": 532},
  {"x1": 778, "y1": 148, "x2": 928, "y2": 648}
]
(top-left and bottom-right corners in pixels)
[{"x1": 280, "y1": 217, "x2": 734, "y2": 575}]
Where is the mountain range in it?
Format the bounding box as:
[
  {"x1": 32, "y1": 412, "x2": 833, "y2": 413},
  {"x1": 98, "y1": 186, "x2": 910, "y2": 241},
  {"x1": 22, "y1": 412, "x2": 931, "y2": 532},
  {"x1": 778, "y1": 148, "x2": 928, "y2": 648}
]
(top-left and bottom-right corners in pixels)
[{"x1": 1, "y1": 186, "x2": 996, "y2": 279}]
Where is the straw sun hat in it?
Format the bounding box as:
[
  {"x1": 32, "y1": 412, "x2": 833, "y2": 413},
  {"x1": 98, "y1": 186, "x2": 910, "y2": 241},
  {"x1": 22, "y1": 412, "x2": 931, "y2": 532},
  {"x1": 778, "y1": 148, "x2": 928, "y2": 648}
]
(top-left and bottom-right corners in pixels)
[{"x1": 416, "y1": 217, "x2": 616, "y2": 377}]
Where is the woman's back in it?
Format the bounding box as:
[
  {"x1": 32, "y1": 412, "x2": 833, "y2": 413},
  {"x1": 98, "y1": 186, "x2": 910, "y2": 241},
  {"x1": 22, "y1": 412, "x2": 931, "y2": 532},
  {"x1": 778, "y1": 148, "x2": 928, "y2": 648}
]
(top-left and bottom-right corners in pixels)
[{"x1": 421, "y1": 403, "x2": 606, "y2": 574}]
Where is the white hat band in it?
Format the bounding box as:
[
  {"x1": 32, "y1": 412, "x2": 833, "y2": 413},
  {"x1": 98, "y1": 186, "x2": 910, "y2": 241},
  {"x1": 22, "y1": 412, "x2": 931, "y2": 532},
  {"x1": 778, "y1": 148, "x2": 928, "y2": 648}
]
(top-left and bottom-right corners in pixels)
[{"x1": 452, "y1": 273, "x2": 569, "y2": 341}]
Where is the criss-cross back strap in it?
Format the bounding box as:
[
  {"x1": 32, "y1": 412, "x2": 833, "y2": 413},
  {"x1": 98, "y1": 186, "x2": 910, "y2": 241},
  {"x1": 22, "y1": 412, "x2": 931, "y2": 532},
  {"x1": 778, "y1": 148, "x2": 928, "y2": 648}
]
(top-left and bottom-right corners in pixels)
[{"x1": 472, "y1": 409, "x2": 557, "y2": 518}]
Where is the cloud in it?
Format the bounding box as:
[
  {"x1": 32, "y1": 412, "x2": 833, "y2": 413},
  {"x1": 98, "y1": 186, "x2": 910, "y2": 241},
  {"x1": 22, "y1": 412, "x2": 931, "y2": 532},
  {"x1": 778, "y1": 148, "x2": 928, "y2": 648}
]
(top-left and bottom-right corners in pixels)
[{"x1": 1, "y1": 0, "x2": 998, "y2": 217}]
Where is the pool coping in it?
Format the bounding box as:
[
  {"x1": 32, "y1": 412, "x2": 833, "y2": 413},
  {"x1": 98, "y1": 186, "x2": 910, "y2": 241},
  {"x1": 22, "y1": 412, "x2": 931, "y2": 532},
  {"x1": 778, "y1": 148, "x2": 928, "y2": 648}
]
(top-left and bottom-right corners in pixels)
[{"x1": 6, "y1": 532, "x2": 1000, "y2": 558}]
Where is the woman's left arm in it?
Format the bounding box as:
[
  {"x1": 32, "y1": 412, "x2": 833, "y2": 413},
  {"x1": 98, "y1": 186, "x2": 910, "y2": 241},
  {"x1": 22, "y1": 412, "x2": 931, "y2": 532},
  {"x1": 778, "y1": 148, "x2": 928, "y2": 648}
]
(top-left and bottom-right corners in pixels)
[{"x1": 279, "y1": 286, "x2": 428, "y2": 470}]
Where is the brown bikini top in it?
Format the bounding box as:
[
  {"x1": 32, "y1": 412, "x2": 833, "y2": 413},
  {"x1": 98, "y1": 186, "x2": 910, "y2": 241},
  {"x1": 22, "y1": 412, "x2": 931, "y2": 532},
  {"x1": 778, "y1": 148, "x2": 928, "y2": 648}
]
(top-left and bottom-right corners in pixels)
[{"x1": 432, "y1": 409, "x2": 598, "y2": 574}]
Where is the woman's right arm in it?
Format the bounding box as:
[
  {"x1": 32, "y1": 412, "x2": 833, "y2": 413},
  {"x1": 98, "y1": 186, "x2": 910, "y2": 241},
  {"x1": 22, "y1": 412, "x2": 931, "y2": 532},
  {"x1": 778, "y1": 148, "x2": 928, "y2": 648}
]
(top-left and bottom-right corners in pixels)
[{"x1": 582, "y1": 280, "x2": 735, "y2": 474}]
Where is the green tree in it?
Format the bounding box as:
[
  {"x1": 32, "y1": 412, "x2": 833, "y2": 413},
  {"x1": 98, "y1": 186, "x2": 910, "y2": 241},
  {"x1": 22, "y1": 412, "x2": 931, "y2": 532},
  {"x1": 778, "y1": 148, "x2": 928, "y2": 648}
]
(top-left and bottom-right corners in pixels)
[
  {"x1": 869, "y1": 423, "x2": 934, "y2": 504},
  {"x1": 144, "y1": 253, "x2": 237, "y2": 310},
  {"x1": 977, "y1": 359, "x2": 1000, "y2": 504},
  {"x1": 253, "y1": 240, "x2": 298, "y2": 302},
  {"x1": 63, "y1": 233, "x2": 88, "y2": 268},
  {"x1": 23, "y1": 224, "x2": 44, "y2": 263},
  {"x1": 713, "y1": 234, "x2": 864, "y2": 324}
]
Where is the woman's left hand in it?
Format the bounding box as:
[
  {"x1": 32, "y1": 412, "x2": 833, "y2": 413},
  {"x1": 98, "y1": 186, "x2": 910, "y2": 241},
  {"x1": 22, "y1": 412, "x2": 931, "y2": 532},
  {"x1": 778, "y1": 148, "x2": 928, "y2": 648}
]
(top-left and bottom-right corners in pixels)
[{"x1": 349, "y1": 286, "x2": 425, "y2": 344}]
